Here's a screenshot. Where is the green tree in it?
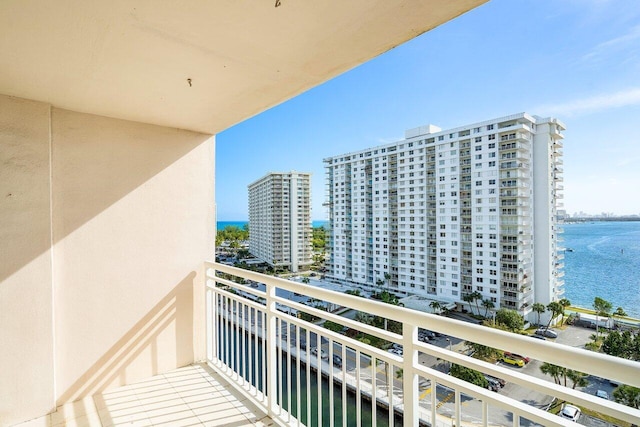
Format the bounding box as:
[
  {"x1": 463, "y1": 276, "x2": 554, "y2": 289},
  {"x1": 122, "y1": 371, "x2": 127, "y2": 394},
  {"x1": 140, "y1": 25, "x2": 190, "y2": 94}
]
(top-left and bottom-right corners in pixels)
[
  {"x1": 540, "y1": 363, "x2": 588, "y2": 388},
  {"x1": 613, "y1": 385, "x2": 640, "y2": 409},
  {"x1": 545, "y1": 301, "x2": 563, "y2": 330},
  {"x1": 601, "y1": 330, "x2": 634, "y2": 359},
  {"x1": 559, "y1": 298, "x2": 571, "y2": 325},
  {"x1": 566, "y1": 370, "x2": 589, "y2": 389},
  {"x1": 471, "y1": 291, "x2": 483, "y2": 316},
  {"x1": 466, "y1": 342, "x2": 501, "y2": 360},
  {"x1": 384, "y1": 272, "x2": 392, "y2": 292},
  {"x1": 532, "y1": 303, "x2": 546, "y2": 326},
  {"x1": 311, "y1": 226, "x2": 326, "y2": 252},
  {"x1": 450, "y1": 364, "x2": 488, "y2": 388},
  {"x1": 482, "y1": 299, "x2": 495, "y2": 318},
  {"x1": 462, "y1": 293, "x2": 475, "y2": 314},
  {"x1": 593, "y1": 296, "x2": 613, "y2": 338},
  {"x1": 614, "y1": 307, "x2": 627, "y2": 317},
  {"x1": 540, "y1": 362, "x2": 564, "y2": 385},
  {"x1": 236, "y1": 248, "x2": 250, "y2": 259},
  {"x1": 301, "y1": 276, "x2": 310, "y2": 284},
  {"x1": 323, "y1": 320, "x2": 344, "y2": 333},
  {"x1": 429, "y1": 301, "x2": 441, "y2": 314},
  {"x1": 494, "y1": 308, "x2": 524, "y2": 332},
  {"x1": 613, "y1": 306, "x2": 627, "y2": 327}
]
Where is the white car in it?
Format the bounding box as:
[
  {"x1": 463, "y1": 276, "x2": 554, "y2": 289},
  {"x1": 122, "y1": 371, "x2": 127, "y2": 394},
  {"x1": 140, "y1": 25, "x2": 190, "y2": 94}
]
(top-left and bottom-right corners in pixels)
[
  {"x1": 595, "y1": 389, "x2": 609, "y2": 399},
  {"x1": 559, "y1": 404, "x2": 581, "y2": 422}
]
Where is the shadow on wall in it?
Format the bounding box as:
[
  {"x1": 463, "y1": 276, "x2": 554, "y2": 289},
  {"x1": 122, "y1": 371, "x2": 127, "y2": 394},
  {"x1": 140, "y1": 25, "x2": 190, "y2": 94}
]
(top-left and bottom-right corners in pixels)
[
  {"x1": 57, "y1": 272, "x2": 195, "y2": 406},
  {"x1": 0, "y1": 101, "x2": 212, "y2": 284}
]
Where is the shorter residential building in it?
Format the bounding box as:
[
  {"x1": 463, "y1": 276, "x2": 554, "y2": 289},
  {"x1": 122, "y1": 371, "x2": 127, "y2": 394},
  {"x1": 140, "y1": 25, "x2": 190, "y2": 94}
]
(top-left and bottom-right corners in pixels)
[{"x1": 248, "y1": 171, "x2": 312, "y2": 272}]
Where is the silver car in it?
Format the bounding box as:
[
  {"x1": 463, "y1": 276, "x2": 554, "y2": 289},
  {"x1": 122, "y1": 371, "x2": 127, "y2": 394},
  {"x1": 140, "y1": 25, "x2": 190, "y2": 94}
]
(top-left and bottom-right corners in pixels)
[{"x1": 559, "y1": 404, "x2": 581, "y2": 422}]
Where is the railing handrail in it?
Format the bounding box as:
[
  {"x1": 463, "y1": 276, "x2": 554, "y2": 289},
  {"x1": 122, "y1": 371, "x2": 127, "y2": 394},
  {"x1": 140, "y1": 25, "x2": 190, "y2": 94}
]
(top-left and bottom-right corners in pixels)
[
  {"x1": 208, "y1": 261, "x2": 638, "y2": 387},
  {"x1": 207, "y1": 261, "x2": 640, "y2": 425}
]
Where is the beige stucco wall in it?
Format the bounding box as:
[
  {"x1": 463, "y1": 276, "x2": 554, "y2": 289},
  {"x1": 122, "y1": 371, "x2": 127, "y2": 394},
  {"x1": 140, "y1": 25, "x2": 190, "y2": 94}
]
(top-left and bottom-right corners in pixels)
[
  {"x1": 0, "y1": 94, "x2": 214, "y2": 425},
  {"x1": 0, "y1": 96, "x2": 56, "y2": 426}
]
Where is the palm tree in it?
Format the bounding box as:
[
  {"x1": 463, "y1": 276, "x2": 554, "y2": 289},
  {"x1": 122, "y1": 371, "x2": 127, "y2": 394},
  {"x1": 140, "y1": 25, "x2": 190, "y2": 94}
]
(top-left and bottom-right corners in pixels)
[
  {"x1": 559, "y1": 298, "x2": 571, "y2": 325},
  {"x1": 540, "y1": 362, "x2": 564, "y2": 385},
  {"x1": 375, "y1": 278, "x2": 384, "y2": 296},
  {"x1": 481, "y1": 299, "x2": 495, "y2": 318},
  {"x1": 593, "y1": 297, "x2": 613, "y2": 338},
  {"x1": 462, "y1": 293, "x2": 475, "y2": 314},
  {"x1": 429, "y1": 301, "x2": 442, "y2": 315},
  {"x1": 395, "y1": 368, "x2": 403, "y2": 379},
  {"x1": 532, "y1": 303, "x2": 545, "y2": 326},
  {"x1": 613, "y1": 306, "x2": 627, "y2": 327},
  {"x1": 545, "y1": 301, "x2": 563, "y2": 331},
  {"x1": 471, "y1": 291, "x2": 483, "y2": 316},
  {"x1": 567, "y1": 370, "x2": 589, "y2": 389},
  {"x1": 614, "y1": 307, "x2": 627, "y2": 317}
]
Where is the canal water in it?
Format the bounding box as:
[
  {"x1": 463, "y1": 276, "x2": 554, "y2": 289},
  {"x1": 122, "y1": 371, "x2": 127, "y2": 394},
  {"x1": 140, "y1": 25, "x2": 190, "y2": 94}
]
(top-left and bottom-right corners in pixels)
[{"x1": 218, "y1": 320, "x2": 401, "y2": 426}]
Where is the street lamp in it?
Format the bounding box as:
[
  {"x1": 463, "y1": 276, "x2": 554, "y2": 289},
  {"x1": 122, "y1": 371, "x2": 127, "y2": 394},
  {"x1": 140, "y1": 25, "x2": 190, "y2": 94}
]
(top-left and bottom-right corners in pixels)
[{"x1": 446, "y1": 338, "x2": 452, "y2": 371}]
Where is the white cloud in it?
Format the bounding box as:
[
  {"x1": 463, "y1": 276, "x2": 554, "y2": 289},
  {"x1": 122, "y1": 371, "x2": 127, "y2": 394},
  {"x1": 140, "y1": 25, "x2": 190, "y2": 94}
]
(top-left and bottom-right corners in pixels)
[
  {"x1": 537, "y1": 87, "x2": 640, "y2": 117},
  {"x1": 583, "y1": 25, "x2": 640, "y2": 62}
]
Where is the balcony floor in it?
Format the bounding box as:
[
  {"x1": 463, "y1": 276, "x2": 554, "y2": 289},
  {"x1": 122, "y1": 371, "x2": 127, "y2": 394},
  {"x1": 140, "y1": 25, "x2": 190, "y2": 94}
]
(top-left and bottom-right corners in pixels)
[{"x1": 19, "y1": 364, "x2": 274, "y2": 427}]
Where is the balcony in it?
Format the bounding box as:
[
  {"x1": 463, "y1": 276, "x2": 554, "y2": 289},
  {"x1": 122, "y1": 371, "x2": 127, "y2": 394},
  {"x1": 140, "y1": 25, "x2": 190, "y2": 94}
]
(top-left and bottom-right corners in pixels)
[{"x1": 202, "y1": 263, "x2": 639, "y2": 427}]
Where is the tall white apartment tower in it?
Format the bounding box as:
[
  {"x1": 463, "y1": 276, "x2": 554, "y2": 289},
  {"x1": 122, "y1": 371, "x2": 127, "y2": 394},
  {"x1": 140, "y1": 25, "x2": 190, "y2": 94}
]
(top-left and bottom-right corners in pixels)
[
  {"x1": 248, "y1": 171, "x2": 313, "y2": 272},
  {"x1": 324, "y1": 113, "x2": 565, "y2": 320}
]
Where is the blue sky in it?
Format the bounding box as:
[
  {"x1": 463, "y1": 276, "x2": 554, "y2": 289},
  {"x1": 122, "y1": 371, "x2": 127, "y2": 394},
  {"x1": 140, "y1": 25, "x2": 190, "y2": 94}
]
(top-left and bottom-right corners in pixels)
[{"x1": 216, "y1": 0, "x2": 640, "y2": 220}]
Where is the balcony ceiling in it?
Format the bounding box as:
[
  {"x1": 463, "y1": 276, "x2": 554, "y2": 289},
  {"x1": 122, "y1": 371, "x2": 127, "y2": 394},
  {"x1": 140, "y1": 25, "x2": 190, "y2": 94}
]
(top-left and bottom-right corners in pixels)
[{"x1": 0, "y1": 0, "x2": 484, "y2": 134}]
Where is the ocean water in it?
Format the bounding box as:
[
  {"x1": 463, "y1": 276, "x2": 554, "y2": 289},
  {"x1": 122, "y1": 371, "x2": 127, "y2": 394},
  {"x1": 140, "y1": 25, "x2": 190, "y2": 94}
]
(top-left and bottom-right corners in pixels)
[
  {"x1": 217, "y1": 220, "x2": 327, "y2": 230},
  {"x1": 563, "y1": 221, "x2": 640, "y2": 318},
  {"x1": 216, "y1": 220, "x2": 640, "y2": 318}
]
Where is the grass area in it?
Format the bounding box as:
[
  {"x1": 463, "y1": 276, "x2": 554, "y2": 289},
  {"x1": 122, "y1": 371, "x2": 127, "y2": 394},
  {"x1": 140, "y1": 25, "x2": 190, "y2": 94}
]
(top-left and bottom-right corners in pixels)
[
  {"x1": 568, "y1": 306, "x2": 640, "y2": 323},
  {"x1": 548, "y1": 399, "x2": 632, "y2": 427}
]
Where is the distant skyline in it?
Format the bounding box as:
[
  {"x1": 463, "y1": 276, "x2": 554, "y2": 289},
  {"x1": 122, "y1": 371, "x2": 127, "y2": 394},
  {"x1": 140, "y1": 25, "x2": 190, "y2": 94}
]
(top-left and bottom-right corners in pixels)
[{"x1": 216, "y1": 0, "x2": 640, "y2": 220}]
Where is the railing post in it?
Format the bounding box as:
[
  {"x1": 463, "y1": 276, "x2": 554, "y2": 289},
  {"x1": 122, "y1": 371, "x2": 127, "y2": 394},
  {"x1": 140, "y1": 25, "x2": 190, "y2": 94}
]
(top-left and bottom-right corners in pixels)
[
  {"x1": 402, "y1": 322, "x2": 418, "y2": 426},
  {"x1": 206, "y1": 286, "x2": 213, "y2": 362},
  {"x1": 265, "y1": 279, "x2": 279, "y2": 419}
]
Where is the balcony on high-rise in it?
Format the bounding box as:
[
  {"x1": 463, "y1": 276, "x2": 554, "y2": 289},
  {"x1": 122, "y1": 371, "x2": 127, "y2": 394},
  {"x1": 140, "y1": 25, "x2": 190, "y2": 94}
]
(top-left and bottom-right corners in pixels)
[{"x1": 2, "y1": 1, "x2": 639, "y2": 427}]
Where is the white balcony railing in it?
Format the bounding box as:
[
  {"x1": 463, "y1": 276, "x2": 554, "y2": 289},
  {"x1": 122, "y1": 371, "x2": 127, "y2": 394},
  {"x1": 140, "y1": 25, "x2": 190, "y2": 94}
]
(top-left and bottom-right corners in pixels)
[{"x1": 205, "y1": 262, "x2": 640, "y2": 427}]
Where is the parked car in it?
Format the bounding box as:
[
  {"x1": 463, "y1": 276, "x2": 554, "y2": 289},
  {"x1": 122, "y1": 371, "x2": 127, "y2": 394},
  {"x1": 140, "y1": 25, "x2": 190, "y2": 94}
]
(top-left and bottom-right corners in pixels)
[
  {"x1": 332, "y1": 354, "x2": 342, "y2": 368},
  {"x1": 311, "y1": 347, "x2": 328, "y2": 359},
  {"x1": 530, "y1": 334, "x2": 546, "y2": 340},
  {"x1": 500, "y1": 354, "x2": 525, "y2": 367},
  {"x1": 595, "y1": 390, "x2": 609, "y2": 399},
  {"x1": 535, "y1": 328, "x2": 558, "y2": 338},
  {"x1": 504, "y1": 352, "x2": 530, "y2": 364},
  {"x1": 486, "y1": 377, "x2": 502, "y2": 391},
  {"x1": 559, "y1": 404, "x2": 581, "y2": 422},
  {"x1": 485, "y1": 375, "x2": 506, "y2": 387}
]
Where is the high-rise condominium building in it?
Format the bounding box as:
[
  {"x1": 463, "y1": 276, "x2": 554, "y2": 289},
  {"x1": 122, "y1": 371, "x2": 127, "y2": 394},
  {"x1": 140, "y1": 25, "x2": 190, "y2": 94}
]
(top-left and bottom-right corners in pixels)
[
  {"x1": 248, "y1": 171, "x2": 313, "y2": 272},
  {"x1": 324, "y1": 113, "x2": 565, "y2": 319}
]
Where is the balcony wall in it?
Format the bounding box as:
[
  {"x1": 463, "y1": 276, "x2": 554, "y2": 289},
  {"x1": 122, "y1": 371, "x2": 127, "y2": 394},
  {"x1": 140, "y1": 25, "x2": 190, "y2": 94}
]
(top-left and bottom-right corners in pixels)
[{"x1": 0, "y1": 94, "x2": 215, "y2": 425}]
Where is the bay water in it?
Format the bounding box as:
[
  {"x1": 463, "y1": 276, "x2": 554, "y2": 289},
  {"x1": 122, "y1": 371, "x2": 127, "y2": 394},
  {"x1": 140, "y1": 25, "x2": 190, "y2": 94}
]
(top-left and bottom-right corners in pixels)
[{"x1": 216, "y1": 220, "x2": 640, "y2": 318}]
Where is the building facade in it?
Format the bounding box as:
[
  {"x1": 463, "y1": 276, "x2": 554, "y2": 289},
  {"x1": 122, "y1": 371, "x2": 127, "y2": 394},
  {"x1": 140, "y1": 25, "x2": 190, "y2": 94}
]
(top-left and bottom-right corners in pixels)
[
  {"x1": 324, "y1": 113, "x2": 565, "y2": 319},
  {"x1": 248, "y1": 171, "x2": 313, "y2": 272}
]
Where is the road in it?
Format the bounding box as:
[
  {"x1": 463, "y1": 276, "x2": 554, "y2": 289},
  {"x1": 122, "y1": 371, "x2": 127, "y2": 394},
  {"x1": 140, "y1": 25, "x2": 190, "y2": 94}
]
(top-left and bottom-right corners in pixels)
[{"x1": 276, "y1": 317, "x2": 622, "y2": 426}]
